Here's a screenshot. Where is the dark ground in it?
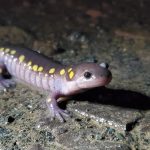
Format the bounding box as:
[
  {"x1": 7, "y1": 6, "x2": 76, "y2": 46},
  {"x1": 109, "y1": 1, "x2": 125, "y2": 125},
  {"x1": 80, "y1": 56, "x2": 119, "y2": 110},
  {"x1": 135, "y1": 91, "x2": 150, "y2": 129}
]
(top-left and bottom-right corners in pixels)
[{"x1": 0, "y1": 0, "x2": 150, "y2": 150}]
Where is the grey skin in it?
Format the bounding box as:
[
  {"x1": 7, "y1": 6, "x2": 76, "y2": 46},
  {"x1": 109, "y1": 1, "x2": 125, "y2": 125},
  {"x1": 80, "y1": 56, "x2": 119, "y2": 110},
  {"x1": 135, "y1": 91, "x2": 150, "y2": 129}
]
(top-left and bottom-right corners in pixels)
[{"x1": 0, "y1": 46, "x2": 112, "y2": 122}]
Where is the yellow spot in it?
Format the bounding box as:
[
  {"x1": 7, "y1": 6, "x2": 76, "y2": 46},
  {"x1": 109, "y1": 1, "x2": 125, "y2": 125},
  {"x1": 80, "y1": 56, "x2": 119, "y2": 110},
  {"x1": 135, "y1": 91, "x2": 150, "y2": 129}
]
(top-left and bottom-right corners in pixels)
[
  {"x1": 68, "y1": 68, "x2": 72, "y2": 72},
  {"x1": 69, "y1": 71, "x2": 74, "y2": 79},
  {"x1": 38, "y1": 66, "x2": 43, "y2": 72},
  {"x1": 32, "y1": 65, "x2": 38, "y2": 71},
  {"x1": 60, "y1": 69, "x2": 65, "y2": 75},
  {"x1": 49, "y1": 68, "x2": 55, "y2": 74},
  {"x1": 19, "y1": 55, "x2": 25, "y2": 62},
  {"x1": 5, "y1": 48, "x2": 10, "y2": 53},
  {"x1": 10, "y1": 50, "x2": 16, "y2": 55},
  {"x1": 27, "y1": 61, "x2": 32, "y2": 66},
  {"x1": 0, "y1": 47, "x2": 4, "y2": 51}
]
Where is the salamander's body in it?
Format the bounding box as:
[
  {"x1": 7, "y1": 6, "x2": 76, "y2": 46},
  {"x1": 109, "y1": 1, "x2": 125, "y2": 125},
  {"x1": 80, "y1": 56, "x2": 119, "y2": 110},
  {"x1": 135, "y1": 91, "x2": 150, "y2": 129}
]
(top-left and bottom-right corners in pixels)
[{"x1": 0, "y1": 46, "x2": 112, "y2": 122}]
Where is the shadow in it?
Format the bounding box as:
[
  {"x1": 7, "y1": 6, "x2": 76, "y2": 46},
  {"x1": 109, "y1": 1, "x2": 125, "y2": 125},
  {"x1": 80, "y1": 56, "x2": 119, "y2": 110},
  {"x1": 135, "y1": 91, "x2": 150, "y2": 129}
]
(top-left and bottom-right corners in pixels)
[{"x1": 71, "y1": 87, "x2": 150, "y2": 110}]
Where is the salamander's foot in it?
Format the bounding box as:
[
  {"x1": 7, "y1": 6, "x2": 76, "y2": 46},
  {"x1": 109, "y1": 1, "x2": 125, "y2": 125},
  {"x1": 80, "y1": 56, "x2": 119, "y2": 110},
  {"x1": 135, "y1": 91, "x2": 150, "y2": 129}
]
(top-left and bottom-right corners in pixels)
[
  {"x1": 51, "y1": 106, "x2": 70, "y2": 122},
  {"x1": 47, "y1": 101, "x2": 70, "y2": 122},
  {"x1": 0, "y1": 78, "x2": 16, "y2": 91}
]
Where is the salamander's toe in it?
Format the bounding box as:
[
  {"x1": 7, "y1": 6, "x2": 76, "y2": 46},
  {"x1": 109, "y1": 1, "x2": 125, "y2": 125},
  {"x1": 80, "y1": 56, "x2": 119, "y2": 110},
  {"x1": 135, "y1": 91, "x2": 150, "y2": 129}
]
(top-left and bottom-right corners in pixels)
[
  {"x1": 0, "y1": 79, "x2": 16, "y2": 91},
  {"x1": 0, "y1": 84, "x2": 6, "y2": 91},
  {"x1": 50, "y1": 106, "x2": 70, "y2": 122}
]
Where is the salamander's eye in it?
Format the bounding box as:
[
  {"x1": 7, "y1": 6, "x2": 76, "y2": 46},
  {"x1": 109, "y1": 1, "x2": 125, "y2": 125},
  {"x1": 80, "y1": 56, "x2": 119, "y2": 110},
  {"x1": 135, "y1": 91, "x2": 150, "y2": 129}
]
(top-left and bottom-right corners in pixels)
[{"x1": 84, "y1": 72, "x2": 92, "y2": 79}]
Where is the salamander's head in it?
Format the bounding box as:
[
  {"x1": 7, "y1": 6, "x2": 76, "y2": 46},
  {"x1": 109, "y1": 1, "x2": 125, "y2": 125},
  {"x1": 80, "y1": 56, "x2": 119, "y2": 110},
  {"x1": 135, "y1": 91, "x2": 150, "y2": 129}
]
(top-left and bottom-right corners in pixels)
[{"x1": 65, "y1": 62, "x2": 112, "y2": 94}]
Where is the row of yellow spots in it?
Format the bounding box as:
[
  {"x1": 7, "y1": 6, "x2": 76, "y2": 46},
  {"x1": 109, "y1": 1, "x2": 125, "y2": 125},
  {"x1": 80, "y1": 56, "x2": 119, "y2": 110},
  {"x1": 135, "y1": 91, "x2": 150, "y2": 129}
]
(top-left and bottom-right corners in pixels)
[
  {"x1": 0, "y1": 47, "x2": 75, "y2": 79},
  {"x1": 48, "y1": 67, "x2": 75, "y2": 79},
  {"x1": 26, "y1": 60, "x2": 44, "y2": 72},
  {"x1": 18, "y1": 55, "x2": 74, "y2": 78},
  {"x1": 0, "y1": 47, "x2": 16, "y2": 55},
  {"x1": 17, "y1": 53, "x2": 74, "y2": 79}
]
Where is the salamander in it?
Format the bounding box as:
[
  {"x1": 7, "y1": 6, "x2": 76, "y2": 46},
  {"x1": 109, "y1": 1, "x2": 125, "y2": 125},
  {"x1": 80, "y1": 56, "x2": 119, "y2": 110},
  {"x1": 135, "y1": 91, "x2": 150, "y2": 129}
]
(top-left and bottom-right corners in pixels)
[{"x1": 0, "y1": 46, "x2": 112, "y2": 122}]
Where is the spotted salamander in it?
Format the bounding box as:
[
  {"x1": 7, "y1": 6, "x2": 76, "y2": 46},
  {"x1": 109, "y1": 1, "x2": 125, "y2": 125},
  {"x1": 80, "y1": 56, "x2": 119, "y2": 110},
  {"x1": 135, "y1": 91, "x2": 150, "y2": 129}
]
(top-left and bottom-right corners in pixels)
[{"x1": 0, "y1": 46, "x2": 112, "y2": 122}]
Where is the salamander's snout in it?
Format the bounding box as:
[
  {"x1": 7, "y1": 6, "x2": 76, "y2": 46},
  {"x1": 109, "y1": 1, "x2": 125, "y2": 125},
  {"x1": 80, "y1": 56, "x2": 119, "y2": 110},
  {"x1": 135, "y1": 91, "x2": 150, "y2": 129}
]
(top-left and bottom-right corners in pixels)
[
  {"x1": 100, "y1": 62, "x2": 109, "y2": 69},
  {"x1": 99, "y1": 62, "x2": 112, "y2": 81}
]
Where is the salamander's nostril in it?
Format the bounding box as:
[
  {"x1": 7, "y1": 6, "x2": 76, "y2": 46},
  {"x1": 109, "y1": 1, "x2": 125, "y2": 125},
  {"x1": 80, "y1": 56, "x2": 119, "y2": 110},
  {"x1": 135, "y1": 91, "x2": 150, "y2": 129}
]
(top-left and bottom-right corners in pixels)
[{"x1": 100, "y1": 62, "x2": 109, "y2": 69}]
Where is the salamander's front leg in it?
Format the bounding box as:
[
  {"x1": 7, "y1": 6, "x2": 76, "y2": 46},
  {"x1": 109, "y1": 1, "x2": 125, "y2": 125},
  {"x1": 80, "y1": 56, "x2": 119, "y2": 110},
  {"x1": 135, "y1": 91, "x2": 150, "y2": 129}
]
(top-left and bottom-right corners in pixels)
[
  {"x1": 0, "y1": 63, "x2": 16, "y2": 91},
  {"x1": 46, "y1": 94, "x2": 69, "y2": 122}
]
